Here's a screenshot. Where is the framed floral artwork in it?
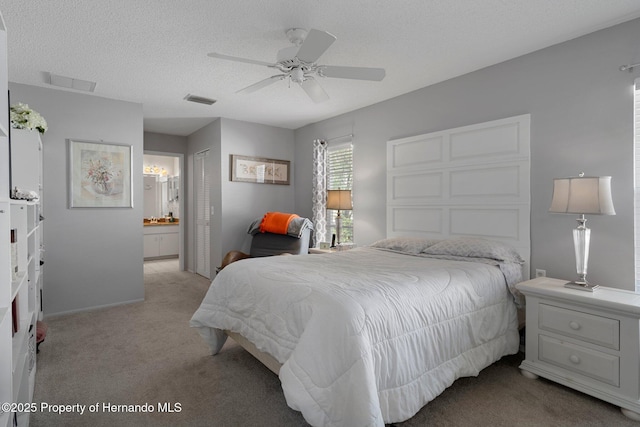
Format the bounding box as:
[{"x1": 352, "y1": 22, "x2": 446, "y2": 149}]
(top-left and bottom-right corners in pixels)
[
  {"x1": 68, "y1": 139, "x2": 133, "y2": 208},
  {"x1": 230, "y1": 154, "x2": 290, "y2": 185}
]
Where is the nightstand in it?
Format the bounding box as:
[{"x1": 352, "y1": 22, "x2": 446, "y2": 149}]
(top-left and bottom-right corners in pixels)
[{"x1": 517, "y1": 277, "x2": 640, "y2": 420}]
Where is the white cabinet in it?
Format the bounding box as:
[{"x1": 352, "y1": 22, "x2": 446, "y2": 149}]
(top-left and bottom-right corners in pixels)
[
  {"x1": 158, "y1": 231, "x2": 179, "y2": 257},
  {"x1": 517, "y1": 277, "x2": 640, "y2": 420},
  {"x1": 10, "y1": 202, "x2": 40, "y2": 420},
  {"x1": 143, "y1": 225, "x2": 179, "y2": 259},
  {"x1": 1, "y1": 199, "x2": 42, "y2": 427},
  {"x1": 0, "y1": 201, "x2": 13, "y2": 427}
]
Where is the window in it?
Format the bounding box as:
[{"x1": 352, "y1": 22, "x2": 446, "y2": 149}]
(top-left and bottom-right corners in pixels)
[{"x1": 327, "y1": 143, "x2": 353, "y2": 243}]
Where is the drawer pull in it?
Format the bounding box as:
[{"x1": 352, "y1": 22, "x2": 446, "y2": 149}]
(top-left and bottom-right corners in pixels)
[
  {"x1": 569, "y1": 321, "x2": 581, "y2": 330},
  {"x1": 569, "y1": 354, "x2": 581, "y2": 364}
]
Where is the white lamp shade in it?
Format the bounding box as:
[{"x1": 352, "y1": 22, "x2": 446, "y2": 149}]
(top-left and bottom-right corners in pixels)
[
  {"x1": 326, "y1": 189, "x2": 352, "y2": 210},
  {"x1": 549, "y1": 176, "x2": 615, "y2": 215}
]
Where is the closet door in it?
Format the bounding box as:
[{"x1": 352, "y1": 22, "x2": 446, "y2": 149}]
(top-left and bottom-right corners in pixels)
[{"x1": 194, "y1": 150, "x2": 211, "y2": 278}]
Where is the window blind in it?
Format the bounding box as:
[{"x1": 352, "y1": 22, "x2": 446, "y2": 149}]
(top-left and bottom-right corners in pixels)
[{"x1": 327, "y1": 144, "x2": 353, "y2": 191}]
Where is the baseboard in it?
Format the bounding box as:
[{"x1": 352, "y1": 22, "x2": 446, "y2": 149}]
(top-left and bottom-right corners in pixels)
[{"x1": 43, "y1": 298, "x2": 144, "y2": 318}]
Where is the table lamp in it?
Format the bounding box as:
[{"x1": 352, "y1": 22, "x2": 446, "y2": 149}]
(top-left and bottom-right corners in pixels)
[
  {"x1": 549, "y1": 173, "x2": 615, "y2": 292},
  {"x1": 326, "y1": 189, "x2": 352, "y2": 246}
]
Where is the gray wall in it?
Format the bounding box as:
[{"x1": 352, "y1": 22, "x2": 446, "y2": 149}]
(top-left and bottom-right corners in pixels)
[
  {"x1": 9, "y1": 83, "x2": 144, "y2": 315},
  {"x1": 186, "y1": 118, "x2": 295, "y2": 275},
  {"x1": 144, "y1": 131, "x2": 187, "y2": 154},
  {"x1": 294, "y1": 18, "x2": 640, "y2": 290},
  {"x1": 220, "y1": 118, "x2": 296, "y2": 257}
]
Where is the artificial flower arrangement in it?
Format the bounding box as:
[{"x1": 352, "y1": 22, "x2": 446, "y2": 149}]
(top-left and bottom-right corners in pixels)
[{"x1": 10, "y1": 103, "x2": 47, "y2": 134}]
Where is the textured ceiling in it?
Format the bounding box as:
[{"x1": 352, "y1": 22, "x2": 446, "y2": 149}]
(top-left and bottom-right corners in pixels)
[{"x1": 1, "y1": 1, "x2": 640, "y2": 136}]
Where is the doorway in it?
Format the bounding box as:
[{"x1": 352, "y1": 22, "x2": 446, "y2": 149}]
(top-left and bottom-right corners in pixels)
[{"x1": 143, "y1": 151, "x2": 185, "y2": 272}]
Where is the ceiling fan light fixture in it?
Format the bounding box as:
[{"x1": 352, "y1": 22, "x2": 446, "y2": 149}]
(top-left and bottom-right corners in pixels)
[{"x1": 291, "y1": 68, "x2": 305, "y2": 83}]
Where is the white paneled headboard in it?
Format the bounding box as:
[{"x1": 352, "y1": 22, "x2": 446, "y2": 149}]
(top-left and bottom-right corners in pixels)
[{"x1": 387, "y1": 114, "x2": 531, "y2": 277}]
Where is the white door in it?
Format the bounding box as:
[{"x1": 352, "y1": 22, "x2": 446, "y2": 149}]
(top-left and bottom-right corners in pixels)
[{"x1": 194, "y1": 150, "x2": 211, "y2": 278}]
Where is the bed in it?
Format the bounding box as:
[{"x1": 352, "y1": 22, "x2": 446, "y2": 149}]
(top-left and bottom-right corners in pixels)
[
  {"x1": 190, "y1": 236, "x2": 524, "y2": 426},
  {"x1": 191, "y1": 114, "x2": 531, "y2": 426}
]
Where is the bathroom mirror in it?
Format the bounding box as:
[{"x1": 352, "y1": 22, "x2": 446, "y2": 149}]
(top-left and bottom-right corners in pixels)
[
  {"x1": 143, "y1": 153, "x2": 180, "y2": 220},
  {"x1": 143, "y1": 174, "x2": 180, "y2": 218},
  {"x1": 162, "y1": 176, "x2": 179, "y2": 217}
]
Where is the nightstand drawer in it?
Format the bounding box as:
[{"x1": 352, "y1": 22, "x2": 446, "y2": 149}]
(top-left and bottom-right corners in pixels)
[
  {"x1": 539, "y1": 304, "x2": 619, "y2": 350},
  {"x1": 539, "y1": 335, "x2": 620, "y2": 386}
]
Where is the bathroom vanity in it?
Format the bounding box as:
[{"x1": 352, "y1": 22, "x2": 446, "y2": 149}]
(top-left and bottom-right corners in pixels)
[{"x1": 143, "y1": 219, "x2": 179, "y2": 259}]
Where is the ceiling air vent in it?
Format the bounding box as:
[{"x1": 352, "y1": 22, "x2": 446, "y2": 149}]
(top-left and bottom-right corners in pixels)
[
  {"x1": 45, "y1": 72, "x2": 96, "y2": 92},
  {"x1": 184, "y1": 94, "x2": 216, "y2": 105}
]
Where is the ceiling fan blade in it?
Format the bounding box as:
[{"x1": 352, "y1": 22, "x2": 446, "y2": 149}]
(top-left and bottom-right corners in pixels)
[
  {"x1": 319, "y1": 65, "x2": 386, "y2": 81},
  {"x1": 300, "y1": 78, "x2": 329, "y2": 103},
  {"x1": 237, "y1": 75, "x2": 285, "y2": 94},
  {"x1": 295, "y1": 29, "x2": 336, "y2": 63},
  {"x1": 208, "y1": 52, "x2": 275, "y2": 67}
]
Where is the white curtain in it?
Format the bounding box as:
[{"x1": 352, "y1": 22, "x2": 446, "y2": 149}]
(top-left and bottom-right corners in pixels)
[{"x1": 311, "y1": 139, "x2": 327, "y2": 247}]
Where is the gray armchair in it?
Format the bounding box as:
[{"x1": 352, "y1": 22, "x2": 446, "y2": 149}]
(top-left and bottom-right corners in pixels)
[{"x1": 217, "y1": 215, "x2": 313, "y2": 273}]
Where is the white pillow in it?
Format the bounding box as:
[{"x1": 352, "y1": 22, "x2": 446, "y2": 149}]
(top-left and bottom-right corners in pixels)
[
  {"x1": 369, "y1": 237, "x2": 441, "y2": 254},
  {"x1": 421, "y1": 237, "x2": 524, "y2": 263}
]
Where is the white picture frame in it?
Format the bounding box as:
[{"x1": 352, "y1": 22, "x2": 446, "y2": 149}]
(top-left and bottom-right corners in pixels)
[{"x1": 68, "y1": 139, "x2": 133, "y2": 208}]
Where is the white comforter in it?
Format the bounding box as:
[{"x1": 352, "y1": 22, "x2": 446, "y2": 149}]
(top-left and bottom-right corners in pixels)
[{"x1": 190, "y1": 247, "x2": 519, "y2": 426}]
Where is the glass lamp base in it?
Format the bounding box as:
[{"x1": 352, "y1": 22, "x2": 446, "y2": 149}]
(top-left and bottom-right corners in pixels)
[{"x1": 564, "y1": 281, "x2": 599, "y2": 292}]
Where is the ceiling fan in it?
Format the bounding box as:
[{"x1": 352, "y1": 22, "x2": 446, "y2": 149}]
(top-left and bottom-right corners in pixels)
[{"x1": 208, "y1": 28, "x2": 386, "y2": 103}]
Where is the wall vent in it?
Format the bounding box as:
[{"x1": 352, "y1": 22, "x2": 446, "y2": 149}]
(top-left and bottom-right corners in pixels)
[{"x1": 184, "y1": 94, "x2": 216, "y2": 105}]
